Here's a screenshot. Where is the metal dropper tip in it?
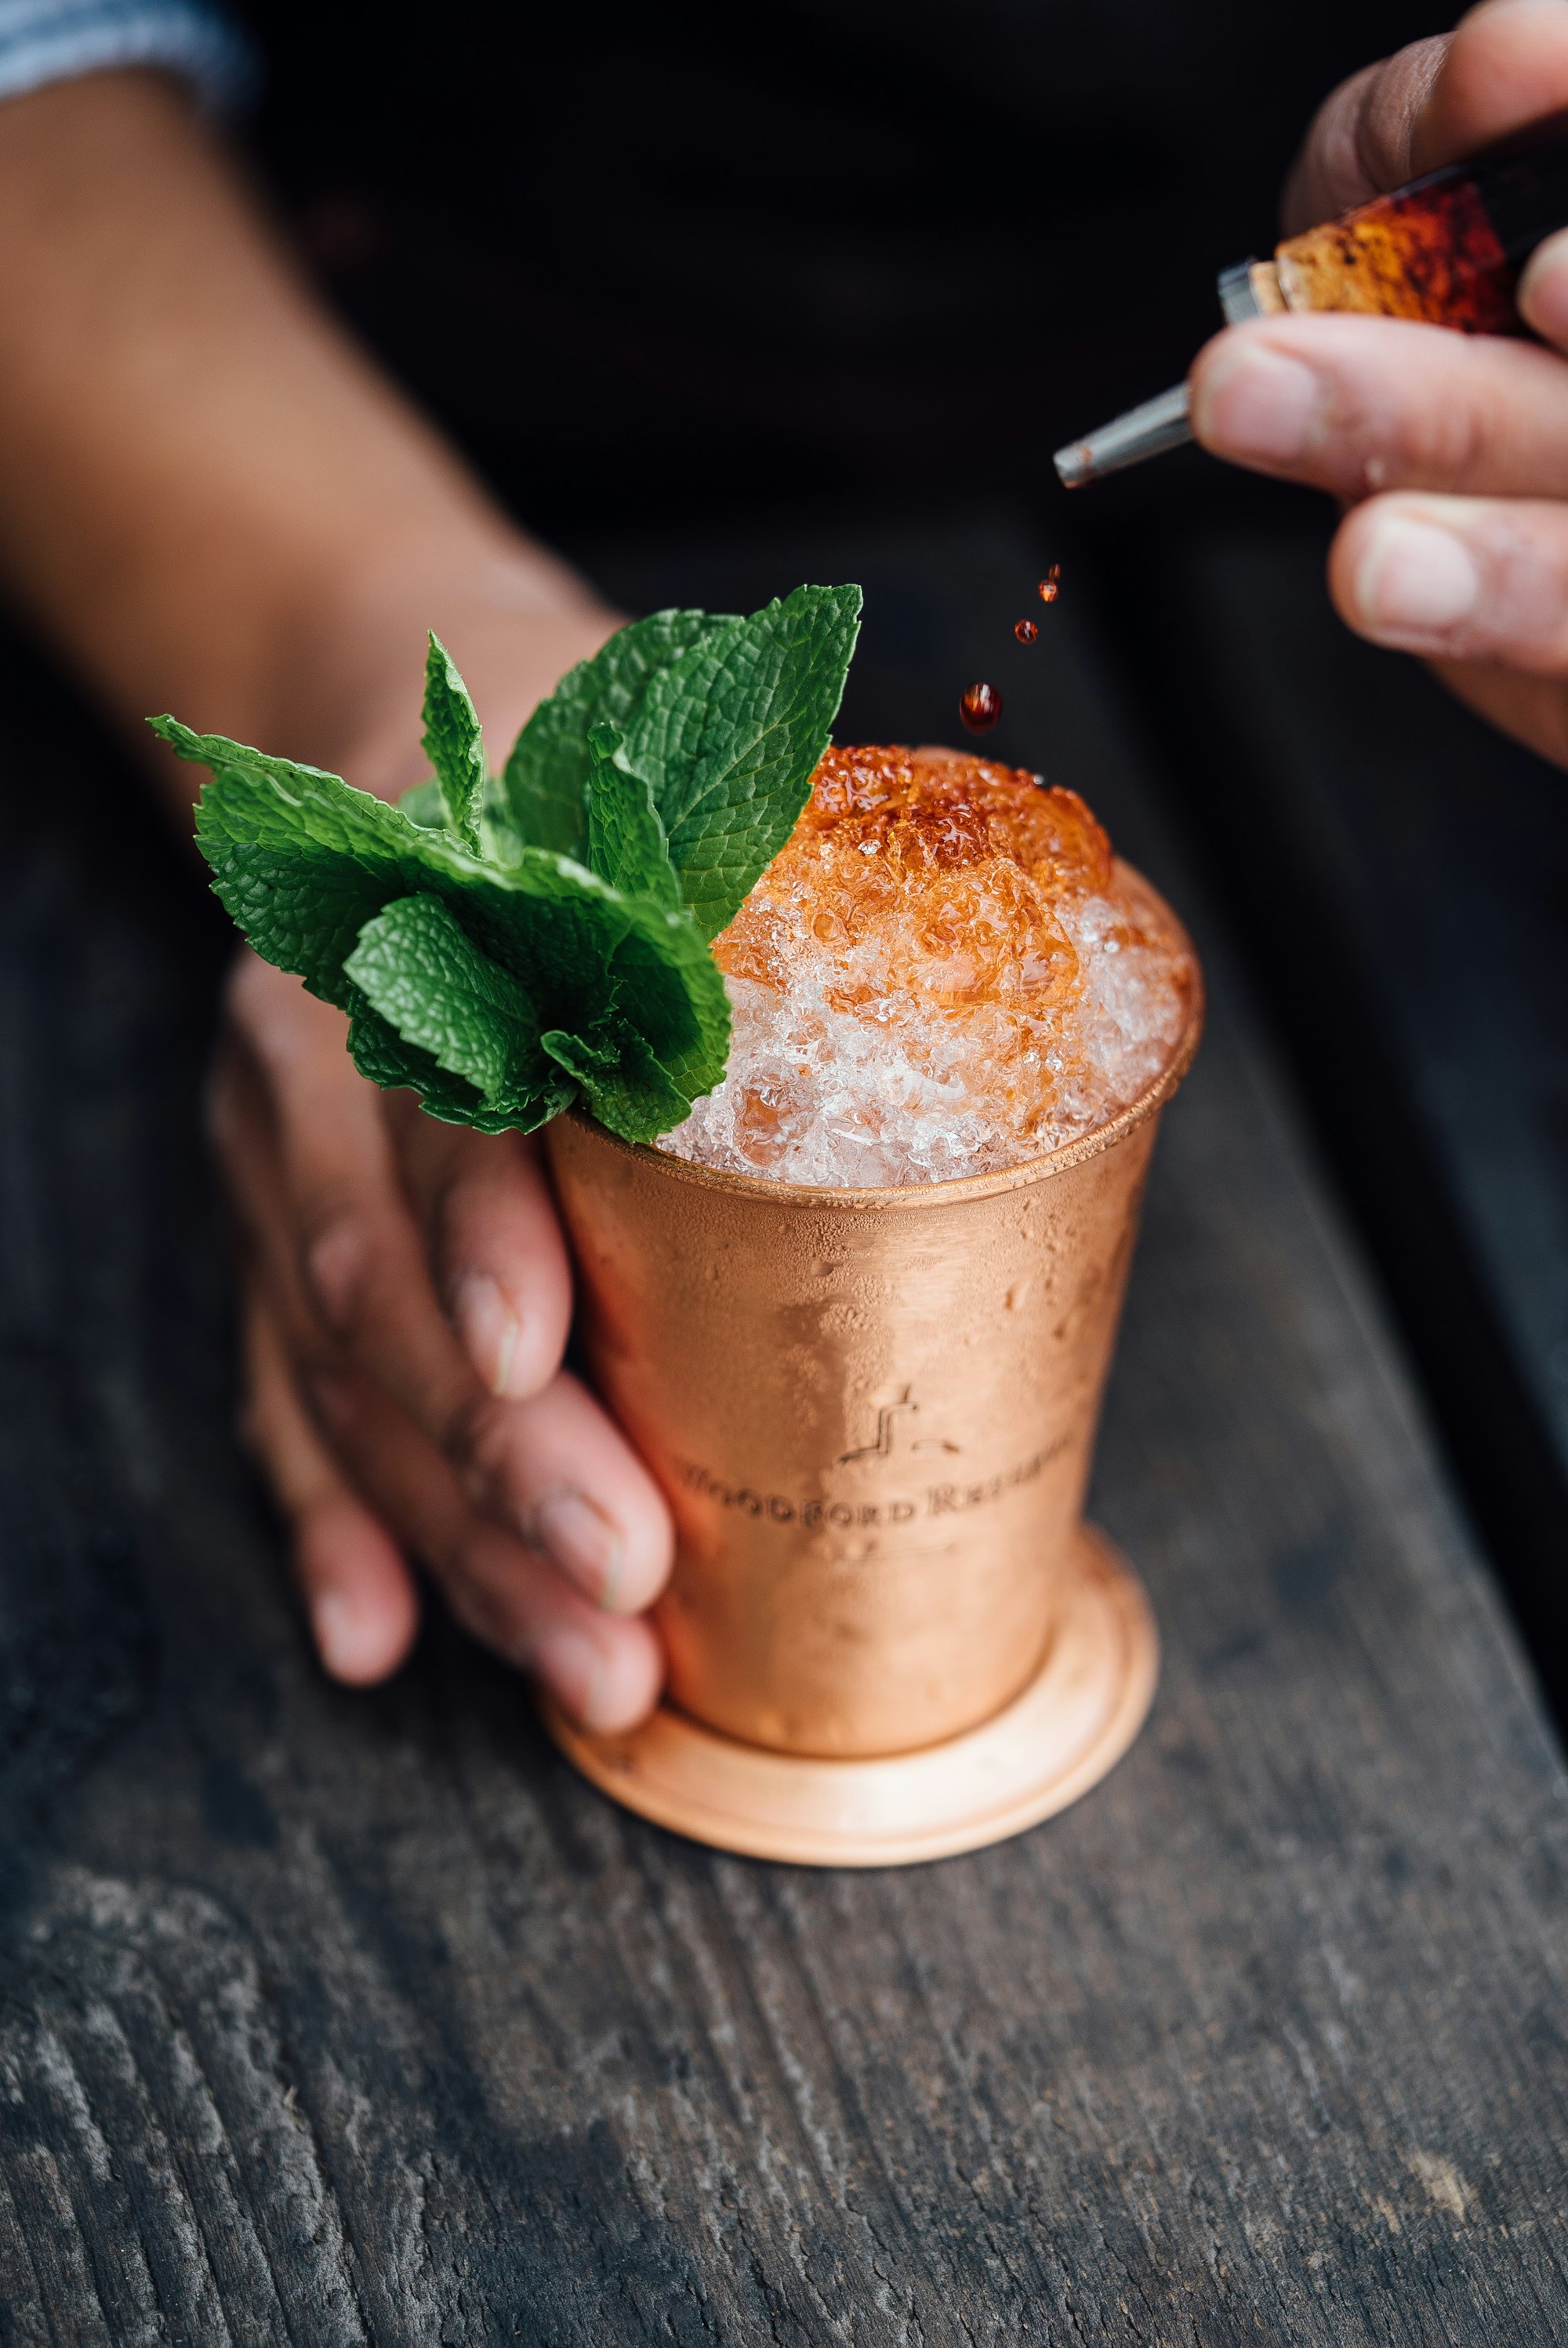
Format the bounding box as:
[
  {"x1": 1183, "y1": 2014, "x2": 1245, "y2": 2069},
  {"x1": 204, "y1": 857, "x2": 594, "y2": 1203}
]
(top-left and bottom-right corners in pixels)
[{"x1": 1054, "y1": 381, "x2": 1193, "y2": 488}]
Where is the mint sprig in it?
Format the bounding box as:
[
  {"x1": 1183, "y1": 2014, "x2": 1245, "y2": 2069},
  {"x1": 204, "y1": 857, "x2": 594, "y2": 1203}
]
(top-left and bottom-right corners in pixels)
[{"x1": 153, "y1": 581, "x2": 861, "y2": 1143}]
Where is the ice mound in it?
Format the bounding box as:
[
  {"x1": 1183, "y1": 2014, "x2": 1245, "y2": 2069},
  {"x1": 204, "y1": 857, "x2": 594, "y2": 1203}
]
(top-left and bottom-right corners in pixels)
[{"x1": 659, "y1": 745, "x2": 1196, "y2": 1187}]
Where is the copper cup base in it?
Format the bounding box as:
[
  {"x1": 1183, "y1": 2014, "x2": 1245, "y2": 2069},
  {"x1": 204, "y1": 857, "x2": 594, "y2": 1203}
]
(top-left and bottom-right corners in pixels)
[{"x1": 540, "y1": 1525, "x2": 1156, "y2": 1868}]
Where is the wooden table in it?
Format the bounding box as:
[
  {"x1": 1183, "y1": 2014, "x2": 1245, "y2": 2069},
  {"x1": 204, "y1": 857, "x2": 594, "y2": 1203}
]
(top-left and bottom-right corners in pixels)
[
  {"x1": 2, "y1": 518, "x2": 1565, "y2": 2344},
  {"x1": 1105, "y1": 500, "x2": 1568, "y2": 1711}
]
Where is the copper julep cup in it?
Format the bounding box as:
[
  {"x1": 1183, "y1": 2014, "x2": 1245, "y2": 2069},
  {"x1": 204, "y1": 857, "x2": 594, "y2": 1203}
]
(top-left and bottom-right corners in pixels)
[{"x1": 543, "y1": 869, "x2": 1202, "y2": 1866}]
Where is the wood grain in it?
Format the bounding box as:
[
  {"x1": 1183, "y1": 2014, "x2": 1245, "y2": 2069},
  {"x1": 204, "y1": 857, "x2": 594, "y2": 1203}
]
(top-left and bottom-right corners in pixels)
[
  {"x1": 0, "y1": 527, "x2": 1564, "y2": 2346},
  {"x1": 1122, "y1": 521, "x2": 1568, "y2": 1717}
]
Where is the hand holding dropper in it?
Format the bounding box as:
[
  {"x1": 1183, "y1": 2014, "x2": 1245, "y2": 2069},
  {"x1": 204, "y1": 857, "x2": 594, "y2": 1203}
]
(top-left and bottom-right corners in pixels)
[{"x1": 1058, "y1": 0, "x2": 1568, "y2": 774}]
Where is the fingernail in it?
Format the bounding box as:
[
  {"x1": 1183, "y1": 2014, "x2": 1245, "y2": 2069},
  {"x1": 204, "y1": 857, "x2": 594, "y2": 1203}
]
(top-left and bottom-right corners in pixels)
[
  {"x1": 529, "y1": 1624, "x2": 610, "y2": 1727},
  {"x1": 305, "y1": 1222, "x2": 367, "y2": 1334},
  {"x1": 1192, "y1": 341, "x2": 1324, "y2": 466},
  {"x1": 534, "y1": 1489, "x2": 626, "y2": 1608},
  {"x1": 455, "y1": 1272, "x2": 524, "y2": 1398},
  {"x1": 1353, "y1": 512, "x2": 1479, "y2": 644},
  {"x1": 1519, "y1": 227, "x2": 1568, "y2": 344},
  {"x1": 312, "y1": 1590, "x2": 385, "y2": 1681}
]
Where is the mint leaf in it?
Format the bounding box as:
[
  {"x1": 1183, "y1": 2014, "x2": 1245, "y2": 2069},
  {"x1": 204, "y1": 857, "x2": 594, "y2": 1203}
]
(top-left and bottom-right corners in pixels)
[
  {"x1": 623, "y1": 583, "x2": 861, "y2": 940},
  {"x1": 397, "y1": 777, "x2": 446, "y2": 830},
  {"x1": 421, "y1": 632, "x2": 485, "y2": 852},
  {"x1": 204, "y1": 843, "x2": 394, "y2": 1009},
  {"x1": 542, "y1": 1018, "x2": 693, "y2": 1146},
  {"x1": 155, "y1": 717, "x2": 440, "y2": 867},
  {"x1": 584, "y1": 721, "x2": 678, "y2": 907},
  {"x1": 502, "y1": 607, "x2": 733, "y2": 859},
  {"x1": 344, "y1": 892, "x2": 567, "y2": 1127},
  {"x1": 158, "y1": 711, "x2": 731, "y2": 1140},
  {"x1": 400, "y1": 773, "x2": 524, "y2": 870},
  {"x1": 477, "y1": 777, "x2": 525, "y2": 869},
  {"x1": 606, "y1": 912, "x2": 729, "y2": 1124},
  {"x1": 161, "y1": 714, "x2": 495, "y2": 1009},
  {"x1": 345, "y1": 1005, "x2": 492, "y2": 1128},
  {"x1": 346, "y1": 1005, "x2": 563, "y2": 1136},
  {"x1": 154, "y1": 578, "x2": 857, "y2": 1147}
]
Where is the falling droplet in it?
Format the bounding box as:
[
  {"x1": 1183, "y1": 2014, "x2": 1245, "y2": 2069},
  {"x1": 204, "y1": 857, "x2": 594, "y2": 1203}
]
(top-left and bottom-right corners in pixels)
[
  {"x1": 1014, "y1": 618, "x2": 1039, "y2": 644},
  {"x1": 960, "y1": 682, "x2": 1003, "y2": 732},
  {"x1": 1038, "y1": 565, "x2": 1062, "y2": 603}
]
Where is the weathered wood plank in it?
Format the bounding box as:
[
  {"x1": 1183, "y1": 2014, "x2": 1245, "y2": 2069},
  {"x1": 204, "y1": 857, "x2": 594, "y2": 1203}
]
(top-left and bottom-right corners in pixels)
[
  {"x1": 1111, "y1": 514, "x2": 1568, "y2": 1715},
  {"x1": 0, "y1": 522, "x2": 1565, "y2": 2345}
]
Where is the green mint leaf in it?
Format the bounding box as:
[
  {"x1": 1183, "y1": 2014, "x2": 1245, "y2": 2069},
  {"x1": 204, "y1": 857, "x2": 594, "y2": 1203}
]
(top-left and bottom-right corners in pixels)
[
  {"x1": 420, "y1": 633, "x2": 486, "y2": 852},
  {"x1": 158, "y1": 715, "x2": 499, "y2": 1016},
  {"x1": 397, "y1": 777, "x2": 446, "y2": 830},
  {"x1": 400, "y1": 774, "x2": 524, "y2": 871},
  {"x1": 343, "y1": 892, "x2": 565, "y2": 1125},
  {"x1": 501, "y1": 607, "x2": 734, "y2": 859},
  {"x1": 347, "y1": 1005, "x2": 570, "y2": 1135},
  {"x1": 346, "y1": 1005, "x2": 492, "y2": 1128},
  {"x1": 542, "y1": 1017, "x2": 693, "y2": 1146},
  {"x1": 583, "y1": 721, "x2": 679, "y2": 907},
  {"x1": 155, "y1": 717, "x2": 441, "y2": 867},
  {"x1": 600, "y1": 899, "x2": 730, "y2": 1116},
  {"x1": 166, "y1": 707, "x2": 730, "y2": 1140},
  {"x1": 477, "y1": 777, "x2": 525, "y2": 868},
  {"x1": 155, "y1": 565, "x2": 862, "y2": 1147},
  {"x1": 622, "y1": 583, "x2": 862, "y2": 940},
  {"x1": 202, "y1": 842, "x2": 394, "y2": 1010}
]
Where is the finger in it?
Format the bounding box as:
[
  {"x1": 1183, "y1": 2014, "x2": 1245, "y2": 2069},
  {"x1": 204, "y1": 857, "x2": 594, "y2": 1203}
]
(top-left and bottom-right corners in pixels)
[
  {"x1": 1189, "y1": 312, "x2": 1568, "y2": 499},
  {"x1": 307, "y1": 1357, "x2": 664, "y2": 1732},
  {"x1": 1327, "y1": 489, "x2": 1568, "y2": 671},
  {"x1": 479, "y1": 1367, "x2": 673, "y2": 1617},
  {"x1": 279, "y1": 1098, "x2": 670, "y2": 1614},
  {"x1": 1517, "y1": 223, "x2": 1568, "y2": 350},
  {"x1": 234, "y1": 1096, "x2": 664, "y2": 1725},
  {"x1": 1427, "y1": 656, "x2": 1568, "y2": 770},
  {"x1": 1282, "y1": 1, "x2": 1568, "y2": 238},
  {"x1": 219, "y1": 956, "x2": 673, "y2": 1613},
  {"x1": 1411, "y1": 0, "x2": 1568, "y2": 178},
  {"x1": 232, "y1": 963, "x2": 477, "y2": 1440},
  {"x1": 241, "y1": 1280, "x2": 420, "y2": 1684},
  {"x1": 214, "y1": 976, "x2": 472, "y2": 1458},
  {"x1": 390, "y1": 1105, "x2": 572, "y2": 1403},
  {"x1": 1282, "y1": 42, "x2": 1451, "y2": 232}
]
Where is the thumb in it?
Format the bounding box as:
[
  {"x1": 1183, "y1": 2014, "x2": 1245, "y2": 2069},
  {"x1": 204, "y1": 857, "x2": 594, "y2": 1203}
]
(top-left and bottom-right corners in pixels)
[
  {"x1": 1281, "y1": 41, "x2": 1452, "y2": 234},
  {"x1": 1280, "y1": 0, "x2": 1568, "y2": 242},
  {"x1": 1414, "y1": 0, "x2": 1568, "y2": 175}
]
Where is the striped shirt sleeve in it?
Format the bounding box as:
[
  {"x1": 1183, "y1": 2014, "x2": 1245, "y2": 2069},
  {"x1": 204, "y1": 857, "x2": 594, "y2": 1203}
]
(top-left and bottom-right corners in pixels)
[{"x1": 0, "y1": 0, "x2": 256, "y2": 112}]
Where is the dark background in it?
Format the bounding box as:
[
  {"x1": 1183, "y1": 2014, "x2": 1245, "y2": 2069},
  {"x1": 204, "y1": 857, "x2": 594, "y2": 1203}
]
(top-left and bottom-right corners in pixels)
[{"x1": 238, "y1": 0, "x2": 1423, "y2": 523}]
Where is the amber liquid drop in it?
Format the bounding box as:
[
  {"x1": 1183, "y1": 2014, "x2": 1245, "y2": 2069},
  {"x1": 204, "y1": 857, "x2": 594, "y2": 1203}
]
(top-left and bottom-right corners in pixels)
[
  {"x1": 1038, "y1": 565, "x2": 1061, "y2": 603},
  {"x1": 1014, "y1": 618, "x2": 1039, "y2": 644},
  {"x1": 960, "y1": 682, "x2": 1003, "y2": 732}
]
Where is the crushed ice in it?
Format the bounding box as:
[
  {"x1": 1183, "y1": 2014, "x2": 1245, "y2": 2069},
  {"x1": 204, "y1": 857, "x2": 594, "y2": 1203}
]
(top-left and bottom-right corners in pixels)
[{"x1": 659, "y1": 747, "x2": 1193, "y2": 1188}]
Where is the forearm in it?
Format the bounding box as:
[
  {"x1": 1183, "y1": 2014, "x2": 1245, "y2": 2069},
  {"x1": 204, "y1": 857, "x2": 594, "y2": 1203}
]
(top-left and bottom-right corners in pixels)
[{"x1": 0, "y1": 70, "x2": 613, "y2": 809}]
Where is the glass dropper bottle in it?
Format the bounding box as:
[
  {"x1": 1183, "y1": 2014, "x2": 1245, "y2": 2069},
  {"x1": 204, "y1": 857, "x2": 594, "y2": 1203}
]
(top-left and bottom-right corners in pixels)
[{"x1": 1055, "y1": 122, "x2": 1568, "y2": 488}]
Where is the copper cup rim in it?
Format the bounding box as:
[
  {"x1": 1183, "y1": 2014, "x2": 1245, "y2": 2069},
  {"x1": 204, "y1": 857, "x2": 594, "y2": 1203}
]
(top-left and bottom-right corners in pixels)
[{"x1": 561, "y1": 867, "x2": 1204, "y2": 1215}]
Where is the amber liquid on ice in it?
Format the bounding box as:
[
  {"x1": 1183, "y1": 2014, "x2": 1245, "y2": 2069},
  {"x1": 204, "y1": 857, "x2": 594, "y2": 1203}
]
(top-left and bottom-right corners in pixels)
[{"x1": 661, "y1": 746, "x2": 1196, "y2": 1187}]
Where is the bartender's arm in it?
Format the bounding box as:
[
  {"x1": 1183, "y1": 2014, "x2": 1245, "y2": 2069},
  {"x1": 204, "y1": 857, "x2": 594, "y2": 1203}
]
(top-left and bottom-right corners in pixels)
[
  {"x1": 1192, "y1": 0, "x2": 1568, "y2": 769},
  {"x1": 0, "y1": 58, "x2": 673, "y2": 1725}
]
